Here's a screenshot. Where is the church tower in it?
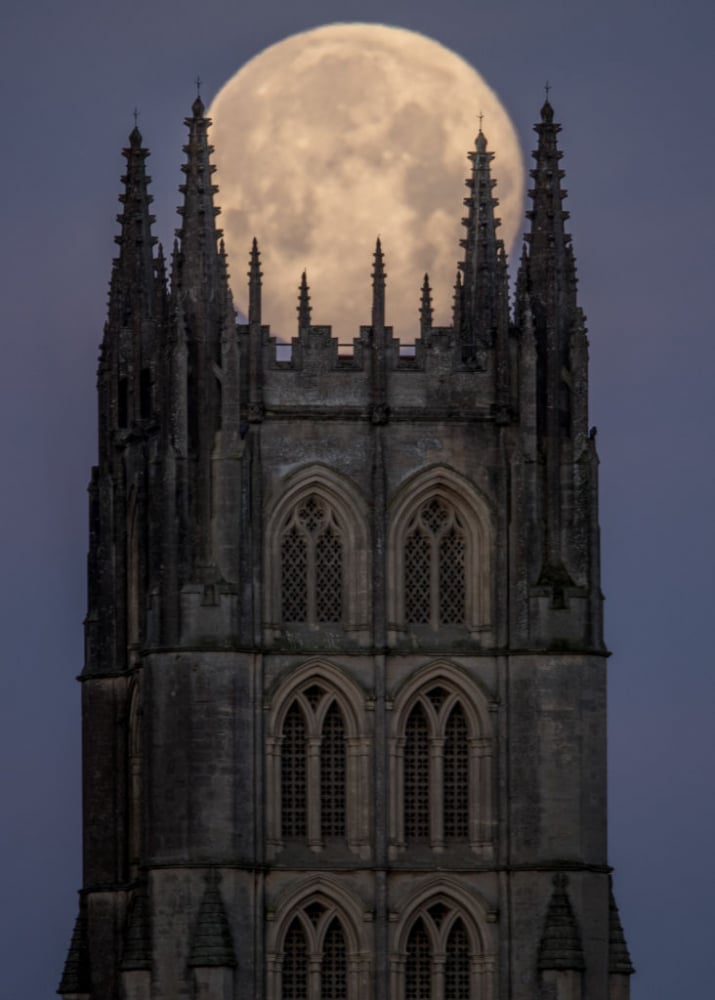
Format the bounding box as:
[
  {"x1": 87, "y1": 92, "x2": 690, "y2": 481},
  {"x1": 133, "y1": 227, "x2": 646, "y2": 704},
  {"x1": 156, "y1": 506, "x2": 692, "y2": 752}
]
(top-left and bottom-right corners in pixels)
[{"x1": 59, "y1": 96, "x2": 633, "y2": 1000}]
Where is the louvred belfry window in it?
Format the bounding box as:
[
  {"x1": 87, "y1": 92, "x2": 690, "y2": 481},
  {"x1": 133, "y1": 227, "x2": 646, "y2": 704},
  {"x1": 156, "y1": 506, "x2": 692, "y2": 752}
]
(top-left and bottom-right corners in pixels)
[
  {"x1": 404, "y1": 498, "x2": 466, "y2": 627},
  {"x1": 281, "y1": 495, "x2": 343, "y2": 625}
]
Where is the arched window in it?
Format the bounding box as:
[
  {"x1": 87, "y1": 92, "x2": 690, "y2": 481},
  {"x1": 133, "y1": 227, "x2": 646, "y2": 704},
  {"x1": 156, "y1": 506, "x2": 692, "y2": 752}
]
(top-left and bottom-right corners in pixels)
[
  {"x1": 387, "y1": 469, "x2": 493, "y2": 641},
  {"x1": 390, "y1": 671, "x2": 494, "y2": 857},
  {"x1": 280, "y1": 494, "x2": 343, "y2": 625},
  {"x1": 395, "y1": 896, "x2": 492, "y2": 1000},
  {"x1": 282, "y1": 919, "x2": 308, "y2": 1000},
  {"x1": 404, "y1": 498, "x2": 466, "y2": 627},
  {"x1": 269, "y1": 670, "x2": 368, "y2": 854},
  {"x1": 406, "y1": 919, "x2": 432, "y2": 999},
  {"x1": 281, "y1": 703, "x2": 307, "y2": 839}
]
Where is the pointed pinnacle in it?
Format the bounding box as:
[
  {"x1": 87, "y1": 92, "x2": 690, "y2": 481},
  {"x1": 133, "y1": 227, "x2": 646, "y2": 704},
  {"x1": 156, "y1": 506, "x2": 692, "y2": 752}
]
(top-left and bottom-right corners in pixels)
[
  {"x1": 297, "y1": 270, "x2": 312, "y2": 329},
  {"x1": 248, "y1": 237, "x2": 262, "y2": 324},
  {"x1": 420, "y1": 273, "x2": 433, "y2": 335},
  {"x1": 372, "y1": 236, "x2": 385, "y2": 283}
]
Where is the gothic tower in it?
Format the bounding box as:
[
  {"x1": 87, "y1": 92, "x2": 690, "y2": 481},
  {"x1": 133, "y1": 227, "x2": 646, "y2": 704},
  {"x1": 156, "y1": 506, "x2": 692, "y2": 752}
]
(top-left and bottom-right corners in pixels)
[{"x1": 59, "y1": 96, "x2": 633, "y2": 1000}]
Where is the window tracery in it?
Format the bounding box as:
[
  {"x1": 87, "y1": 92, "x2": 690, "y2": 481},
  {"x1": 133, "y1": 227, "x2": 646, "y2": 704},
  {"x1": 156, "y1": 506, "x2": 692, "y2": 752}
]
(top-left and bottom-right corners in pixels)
[
  {"x1": 280, "y1": 494, "x2": 343, "y2": 625},
  {"x1": 389, "y1": 669, "x2": 494, "y2": 857},
  {"x1": 267, "y1": 665, "x2": 369, "y2": 856},
  {"x1": 404, "y1": 498, "x2": 466, "y2": 628}
]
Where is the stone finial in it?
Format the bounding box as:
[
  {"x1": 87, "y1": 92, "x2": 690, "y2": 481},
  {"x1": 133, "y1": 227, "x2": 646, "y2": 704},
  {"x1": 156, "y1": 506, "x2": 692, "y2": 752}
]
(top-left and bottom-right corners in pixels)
[
  {"x1": 188, "y1": 871, "x2": 237, "y2": 968},
  {"x1": 248, "y1": 237, "x2": 262, "y2": 325},
  {"x1": 371, "y1": 237, "x2": 386, "y2": 329},
  {"x1": 297, "y1": 270, "x2": 312, "y2": 329},
  {"x1": 121, "y1": 883, "x2": 152, "y2": 970},
  {"x1": 609, "y1": 881, "x2": 635, "y2": 975},
  {"x1": 420, "y1": 273, "x2": 433, "y2": 336},
  {"x1": 538, "y1": 873, "x2": 585, "y2": 972},
  {"x1": 58, "y1": 904, "x2": 91, "y2": 995}
]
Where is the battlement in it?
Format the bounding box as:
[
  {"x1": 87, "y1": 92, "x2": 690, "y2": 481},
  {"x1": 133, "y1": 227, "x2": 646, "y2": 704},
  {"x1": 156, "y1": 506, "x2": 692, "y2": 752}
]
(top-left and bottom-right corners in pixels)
[{"x1": 239, "y1": 322, "x2": 502, "y2": 416}]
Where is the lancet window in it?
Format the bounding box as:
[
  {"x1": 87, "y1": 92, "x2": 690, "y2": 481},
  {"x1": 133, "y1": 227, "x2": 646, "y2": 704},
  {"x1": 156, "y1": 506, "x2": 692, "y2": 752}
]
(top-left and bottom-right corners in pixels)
[
  {"x1": 267, "y1": 665, "x2": 370, "y2": 857},
  {"x1": 390, "y1": 673, "x2": 494, "y2": 856},
  {"x1": 401, "y1": 906, "x2": 477, "y2": 1000},
  {"x1": 404, "y1": 497, "x2": 466, "y2": 627},
  {"x1": 269, "y1": 896, "x2": 363, "y2": 1000},
  {"x1": 280, "y1": 494, "x2": 343, "y2": 625}
]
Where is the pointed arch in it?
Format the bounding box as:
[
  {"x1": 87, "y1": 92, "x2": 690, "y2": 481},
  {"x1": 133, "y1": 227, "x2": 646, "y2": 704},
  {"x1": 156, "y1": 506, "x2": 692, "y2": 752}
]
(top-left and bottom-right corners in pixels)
[
  {"x1": 265, "y1": 465, "x2": 370, "y2": 640},
  {"x1": 266, "y1": 878, "x2": 370, "y2": 1000},
  {"x1": 266, "y1": 660, "x2": 370, "y2": 858},
  {"x1": 389, "y1": 662, "x2": 495, "y2": 857},
  {"x1": 392, "y1": 880, "x2": 497, "y2": 1000},
  {"x1": 388, "y1": 466, "x2": 493, "y2": 640}
]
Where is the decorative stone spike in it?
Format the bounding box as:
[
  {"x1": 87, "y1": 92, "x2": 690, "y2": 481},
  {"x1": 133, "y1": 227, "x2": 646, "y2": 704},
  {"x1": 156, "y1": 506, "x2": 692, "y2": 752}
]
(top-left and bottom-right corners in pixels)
[
  {"x1": 121, "y1": 883, "x2": 152, "y2": 970},
  {"x1": 538, "y1": 873, "x2": 585, "y2": 971},
  {"x1": 452, "y1": 270, "x2": 463, "y2": 333},
  {"x1": 248, "y1": 237, "x2": 262, "y2": 325},
  {"x1": 188, "y1": 872, "x2": 237, "y2": 968},
  {"x1": 419, "y1": 273, "x2": 433, "y2": 336},
  {"x1": 58, "y1": 905, "x2": 91, "y2": 995},
  {"x1": 609, "y1": 882, "x2": 635, "y2": 975},
  {"x1": 297, "y1": 270, "x2": 312, "y2": 329},
  {"x1": 371, "y1": 237, "x2": 386, "y2": 330}
]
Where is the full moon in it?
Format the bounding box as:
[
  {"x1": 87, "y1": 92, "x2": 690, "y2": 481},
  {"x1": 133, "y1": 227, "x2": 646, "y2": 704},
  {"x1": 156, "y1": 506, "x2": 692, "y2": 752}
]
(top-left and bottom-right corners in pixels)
[{"x1": 208, "y1": 23, "x2": 525, "y2": 342}]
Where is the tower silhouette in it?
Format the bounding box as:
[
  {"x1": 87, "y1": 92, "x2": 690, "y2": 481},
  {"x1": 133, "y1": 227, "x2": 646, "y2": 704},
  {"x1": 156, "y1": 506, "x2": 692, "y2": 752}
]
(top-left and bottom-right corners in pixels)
[{"x1": 59, "y1": 96, "x2": 633, "y2": 1000}]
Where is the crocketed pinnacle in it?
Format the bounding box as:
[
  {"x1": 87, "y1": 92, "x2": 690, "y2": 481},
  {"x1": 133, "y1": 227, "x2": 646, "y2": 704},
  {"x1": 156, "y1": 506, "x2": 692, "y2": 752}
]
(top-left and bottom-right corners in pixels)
[
  {"x1": 58, "y1": 906, "x2": 91, "y2": 994},
  {"x1": 297, "y1": 270, "x2": 312, "y2": 329},
  {"x1": 451, "y1": 270, "x2": 463, "y2": 332},
  {"x1": 109, "y1": 124, "x2": 157, "y2": 325},
  {"x1": 174, "y1": 95, "x2": 224, "y2": 295},
  {"x1": 524, "y1": 99, "x2": 576, "y2": 314},
  {"x1": 538, "y1": 874, "x2": 585, "y2": 972},
  {"x1": 609, "y1": 882, "x2": 635, "y2": 975},
  {"x1": 458, "y1": 127, "x2": 504, "y2": 358},
  {"x1": 121, "y1": 883, "x2": 151, "y2": 970},
  {"x1": 420, "y1": 273, "x2": 433, "y2": 336},
  {"x1": 372, "y1": 237, "x2": 386, "y2": 329},
  {"x1": 248, "y1": 237, "x2": 262, "y2": 324},
  {"x1": 188, "y1": 872, "x2": 237, "y2": 968}
]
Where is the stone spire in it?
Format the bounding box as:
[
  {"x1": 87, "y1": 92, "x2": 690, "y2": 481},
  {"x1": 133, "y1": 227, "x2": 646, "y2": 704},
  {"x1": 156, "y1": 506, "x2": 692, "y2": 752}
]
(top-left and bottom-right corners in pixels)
[
  {"x1": 297, "y1": 270, "x2": 312, "y2": 330},
  {"x1": 188, "y1": 873, "x2": 237, "y2": 968},
  {"x1": 109, "y1": 125, "x2": 157, "y2": 325},
  {"x1": 458, "y1": 127, "x2": 506, "y2": 364},
  {"x1": 419, "y1": 273, "x2": 433, "y2": 337},
  {"x1": 121, "y1": 884, "x2": 152, "y2": 970},
  {"x1": 248, "y1": 237, "x2": 262, "y2": 325},
  {"x1": 371, "y1": 236, "x2": 386, "y2": 330},
  {"x1": 174, "y1": 96, "x2": 225, "y2": 301},
  {"x1": 538, "y1": 874, "x2": 585, "y2": 972},
  {"x1": 58, "y1": 904, "x2": 91, "y2": 995},
  {"x1": 609, "y1": 882, "x2": 635, "y2": 975}
]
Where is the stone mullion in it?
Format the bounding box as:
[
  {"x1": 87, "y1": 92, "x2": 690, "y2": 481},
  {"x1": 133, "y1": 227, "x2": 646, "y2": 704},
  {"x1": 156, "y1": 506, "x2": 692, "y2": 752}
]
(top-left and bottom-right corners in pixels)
[
  {"x1": 477, "y1": 737, "x2": 493, "y2": 849},
  {"x1": 307, "y1": 736, "x2": 322, "y2": 851},
  {"x1": 266, "y1": 736, "x2": 282, "y2": 853},
  {"x1": 390, "y1": 737, "x2": 406, "y2": 853},
  {"x1": 433, "y1": 952, "x2": 446, "y2": 1000},
  {"x1": 345, "y1": 737, "x2": 362, "y2": 854},
  {"x1": 308, "y1": 954, "x2": 321, "y2": 1000},
  {"x1": 430, "y1": 737, "x2": 445, "y2": 851}
]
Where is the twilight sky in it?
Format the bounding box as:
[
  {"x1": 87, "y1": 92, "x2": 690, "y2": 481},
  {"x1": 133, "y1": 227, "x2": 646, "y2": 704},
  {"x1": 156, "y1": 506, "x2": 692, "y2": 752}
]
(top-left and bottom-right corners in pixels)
[{"x1": 1, "y1": 1, "x2": 714, "y2": 996}]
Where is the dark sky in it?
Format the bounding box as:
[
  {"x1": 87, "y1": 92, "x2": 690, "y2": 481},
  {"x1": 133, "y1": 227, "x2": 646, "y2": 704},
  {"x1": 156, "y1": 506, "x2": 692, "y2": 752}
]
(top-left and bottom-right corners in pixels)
[{"x1": 2, "y1": 1, "x2": 713, "y2": 996}]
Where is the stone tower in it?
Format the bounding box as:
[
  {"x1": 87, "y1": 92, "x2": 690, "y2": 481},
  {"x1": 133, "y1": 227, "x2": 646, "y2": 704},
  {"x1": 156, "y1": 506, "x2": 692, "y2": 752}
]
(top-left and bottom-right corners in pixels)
[{"x1": 58, "y1": 96, "x2": 633, "y2": 1000}]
